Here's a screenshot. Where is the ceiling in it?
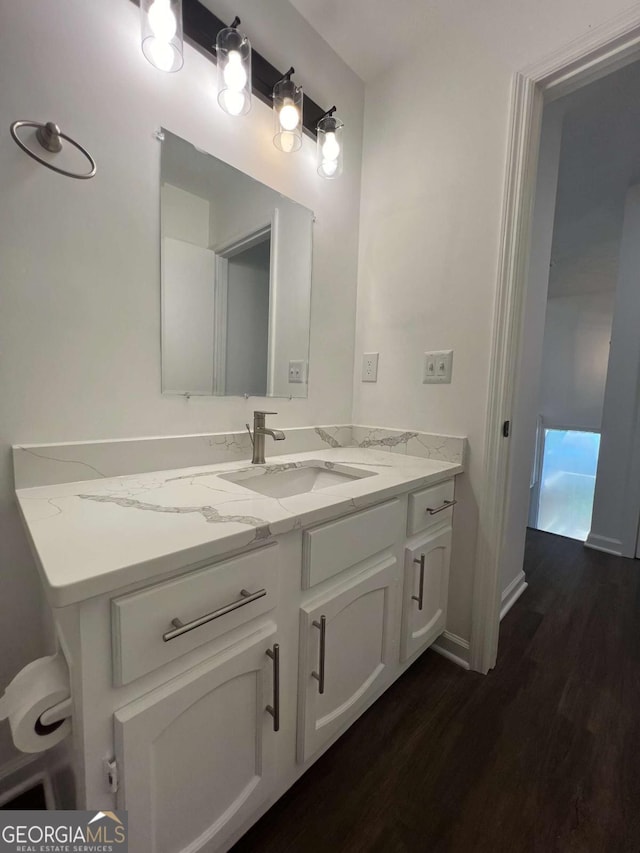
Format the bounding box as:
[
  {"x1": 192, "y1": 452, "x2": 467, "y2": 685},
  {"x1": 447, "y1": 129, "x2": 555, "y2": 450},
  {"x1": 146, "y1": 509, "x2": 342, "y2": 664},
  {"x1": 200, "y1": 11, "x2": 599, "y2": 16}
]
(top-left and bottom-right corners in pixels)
[
  {"x1": 286, "y1": 0, "x2": 627, "y2": 82},
  {"x1": 286, "y1": 0, "x2": 436, "y2": 82},
  {"x1": 548, "y1": 58, "x2": 640, "y2": 298}
]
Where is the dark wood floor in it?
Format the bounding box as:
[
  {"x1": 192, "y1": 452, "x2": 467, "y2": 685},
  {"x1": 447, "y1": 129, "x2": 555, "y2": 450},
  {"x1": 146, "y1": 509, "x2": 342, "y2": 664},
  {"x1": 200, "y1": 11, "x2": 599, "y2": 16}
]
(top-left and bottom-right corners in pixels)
[{"x1": 233, "y1": 529, "x2": 640, "y2": 852}]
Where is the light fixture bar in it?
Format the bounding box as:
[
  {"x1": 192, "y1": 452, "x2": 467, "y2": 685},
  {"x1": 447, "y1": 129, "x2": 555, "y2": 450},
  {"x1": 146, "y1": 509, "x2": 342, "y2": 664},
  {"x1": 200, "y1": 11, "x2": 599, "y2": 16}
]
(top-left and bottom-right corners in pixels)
[{"x1": 131, "y1": 0, "x2": 329, "y2": 138}]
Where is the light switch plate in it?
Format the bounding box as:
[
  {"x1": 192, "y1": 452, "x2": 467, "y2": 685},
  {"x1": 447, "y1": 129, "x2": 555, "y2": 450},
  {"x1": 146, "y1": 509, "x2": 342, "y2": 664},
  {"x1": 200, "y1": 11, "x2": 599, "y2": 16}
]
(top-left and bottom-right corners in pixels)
[
  {"x1": 423, "y1": 350, "x2": 453, "y2": 384},
  {"x1": 288, "y1": 360, "x2": 307, "y2": 383},
  {"x1": 362, "y1": 352, "x2": 379, "y2": 382}
]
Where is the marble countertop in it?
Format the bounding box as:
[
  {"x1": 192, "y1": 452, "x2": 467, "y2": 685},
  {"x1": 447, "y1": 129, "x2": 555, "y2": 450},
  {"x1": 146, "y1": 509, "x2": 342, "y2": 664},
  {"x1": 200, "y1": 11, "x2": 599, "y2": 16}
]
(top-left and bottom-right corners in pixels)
[{"x1": 15, "y1": 448, "x2": 463, "y2": 607}]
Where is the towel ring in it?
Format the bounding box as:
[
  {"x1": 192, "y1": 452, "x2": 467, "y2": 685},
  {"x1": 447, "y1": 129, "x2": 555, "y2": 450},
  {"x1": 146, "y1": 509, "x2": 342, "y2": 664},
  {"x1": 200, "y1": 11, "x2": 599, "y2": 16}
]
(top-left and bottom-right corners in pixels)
[{"x1": 10, "y1": 120, "x2": 96, "y2": 180}]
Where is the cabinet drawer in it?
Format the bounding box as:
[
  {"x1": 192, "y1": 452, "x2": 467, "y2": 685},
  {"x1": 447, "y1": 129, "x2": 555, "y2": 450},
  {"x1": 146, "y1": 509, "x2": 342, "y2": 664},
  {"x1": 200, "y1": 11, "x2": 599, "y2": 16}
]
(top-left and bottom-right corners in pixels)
[
  {"x1": 112, "y1": 544, "x2": 278, "y2": 685},
  {"x1": 407, "y1": 479, "x2": 455, "y2": 536},
  {"x1": 302, "y1": 499, "x2": 402, "y2": 589}
]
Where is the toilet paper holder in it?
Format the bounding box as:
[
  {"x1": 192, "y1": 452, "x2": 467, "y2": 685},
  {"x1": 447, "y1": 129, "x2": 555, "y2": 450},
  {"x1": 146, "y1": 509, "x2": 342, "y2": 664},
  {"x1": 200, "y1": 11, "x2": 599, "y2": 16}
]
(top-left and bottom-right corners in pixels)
[
  {"x1": 0, "y1": 654, "x2": 73, "y2": 752},
  {"x1": 36, "y1": 695, "x2": 72, "y2": 734}
]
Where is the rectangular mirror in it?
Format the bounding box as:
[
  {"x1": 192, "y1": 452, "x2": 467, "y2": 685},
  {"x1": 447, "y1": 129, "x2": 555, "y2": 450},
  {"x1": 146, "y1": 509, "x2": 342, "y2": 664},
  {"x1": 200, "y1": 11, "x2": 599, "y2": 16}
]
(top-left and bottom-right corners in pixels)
[{"x1": 160, "y1": 128, "x2": 313, "y2": 398}]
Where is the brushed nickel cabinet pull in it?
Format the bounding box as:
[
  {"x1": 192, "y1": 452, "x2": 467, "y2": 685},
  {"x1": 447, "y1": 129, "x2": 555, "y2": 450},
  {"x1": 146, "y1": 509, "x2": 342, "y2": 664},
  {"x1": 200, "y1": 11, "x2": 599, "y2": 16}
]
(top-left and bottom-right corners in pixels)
[
  {"x1": 412, "y1": 554, "x2": 426, "y2": 611},
  {"x1": 266, "y1": 643, "x2": 280, "y2": 732},
  {"x1": 162, "y1": 588, "x2": 267, "y2": 642},
  {"x1": 426, "y1": 498, "x2": 457, "y2": 515},
  {"x1": 312, "y1": 615, "x2": 326, "y2": 694}
]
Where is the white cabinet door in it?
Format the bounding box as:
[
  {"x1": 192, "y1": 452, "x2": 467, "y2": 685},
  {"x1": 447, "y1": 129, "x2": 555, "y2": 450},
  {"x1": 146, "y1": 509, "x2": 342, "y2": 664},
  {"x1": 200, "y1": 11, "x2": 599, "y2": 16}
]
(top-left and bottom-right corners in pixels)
[
  {"x1": 401, "y1": 527, "x2": 452, "y2": 662},
  {"x1": 297, "y1": 557, "x2": 400, "y2": 762},
  {"x1": 114, "y1": 623, "x2": 279, "y2": 853}
]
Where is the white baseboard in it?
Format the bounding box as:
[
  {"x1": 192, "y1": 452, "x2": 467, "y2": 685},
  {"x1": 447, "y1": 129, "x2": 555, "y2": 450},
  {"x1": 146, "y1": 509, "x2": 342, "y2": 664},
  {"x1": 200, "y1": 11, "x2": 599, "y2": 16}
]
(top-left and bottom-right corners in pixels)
[
  {"x1": 500, "y1": 571, "x2": 528, "y2": 621},
  {"x1": 431, "y1": 630, "x2": 470, "y2": 670},
  {"x1": 584, "y1": 533, "x2": 623, "y2": 556}
]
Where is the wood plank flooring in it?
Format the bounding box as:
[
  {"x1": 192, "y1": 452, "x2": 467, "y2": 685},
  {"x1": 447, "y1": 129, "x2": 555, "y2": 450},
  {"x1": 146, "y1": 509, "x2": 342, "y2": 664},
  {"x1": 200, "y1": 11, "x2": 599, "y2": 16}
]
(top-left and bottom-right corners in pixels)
[{"x1": 232, "y1": 529, "x2": 640, "y2": 852}]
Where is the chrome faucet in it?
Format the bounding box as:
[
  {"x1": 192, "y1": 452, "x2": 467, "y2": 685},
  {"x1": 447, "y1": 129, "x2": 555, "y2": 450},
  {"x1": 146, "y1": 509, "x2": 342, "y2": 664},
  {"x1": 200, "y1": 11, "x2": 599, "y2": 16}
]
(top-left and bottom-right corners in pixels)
[{"x1": 246, "y1": 411, "x2": 286, "y2": 464}]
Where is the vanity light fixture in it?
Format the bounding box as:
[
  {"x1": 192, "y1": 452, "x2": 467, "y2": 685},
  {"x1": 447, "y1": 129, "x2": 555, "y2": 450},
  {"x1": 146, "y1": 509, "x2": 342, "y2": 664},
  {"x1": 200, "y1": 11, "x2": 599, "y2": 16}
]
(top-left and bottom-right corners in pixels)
[
  {"x1": 316, "y1": 107, "x2": 343, "y2": 179},
  {"x1": 273, "y1": 68, "x2": 303, "y2": 153},
  {"x1": 141, "y1": 0, "x2": 184, "y2": 73},
  {"x1": 216, "y1": 16, "x2": 251, "y2": 116},
  {"x1": 133, "y1": 0, "x2": 345, "y2": 173}
]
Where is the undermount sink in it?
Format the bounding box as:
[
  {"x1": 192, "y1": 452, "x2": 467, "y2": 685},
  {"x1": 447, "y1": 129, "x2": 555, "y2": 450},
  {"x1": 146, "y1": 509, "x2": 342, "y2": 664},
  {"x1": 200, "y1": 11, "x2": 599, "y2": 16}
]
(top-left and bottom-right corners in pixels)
[{"x1": 219, "y1": 461, "x2": 376, "y2": 499}]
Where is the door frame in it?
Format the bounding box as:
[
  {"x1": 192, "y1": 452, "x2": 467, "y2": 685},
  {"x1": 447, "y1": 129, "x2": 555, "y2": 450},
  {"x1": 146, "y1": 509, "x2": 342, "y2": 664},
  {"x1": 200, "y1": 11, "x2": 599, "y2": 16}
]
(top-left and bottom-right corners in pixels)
[
  {"x1": 212, "y1": 211, "x2": 280, "y2": 396},
  {"x1": 470, "y1": 8, "x2": 640, "y2": 673}
]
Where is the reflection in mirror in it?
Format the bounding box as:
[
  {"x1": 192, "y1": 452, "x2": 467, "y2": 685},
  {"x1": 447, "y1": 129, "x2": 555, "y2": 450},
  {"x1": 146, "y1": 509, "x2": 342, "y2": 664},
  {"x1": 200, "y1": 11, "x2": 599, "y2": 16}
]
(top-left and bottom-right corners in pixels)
[{"x1": 160, "y1": 128, "x2": 313, "y2": 397}]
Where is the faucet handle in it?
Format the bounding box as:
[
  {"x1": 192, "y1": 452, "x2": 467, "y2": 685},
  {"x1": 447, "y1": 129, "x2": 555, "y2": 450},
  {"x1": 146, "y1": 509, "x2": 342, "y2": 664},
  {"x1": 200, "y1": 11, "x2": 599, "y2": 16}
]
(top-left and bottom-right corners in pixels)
[{"x1": 254, "y1": 411, "x2": 278, "y2": 416}]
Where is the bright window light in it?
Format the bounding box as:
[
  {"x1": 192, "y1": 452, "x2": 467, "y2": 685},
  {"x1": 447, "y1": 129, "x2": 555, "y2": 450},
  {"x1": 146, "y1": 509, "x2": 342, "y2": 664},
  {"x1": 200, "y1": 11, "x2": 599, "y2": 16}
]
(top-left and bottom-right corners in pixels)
[{"x1": 537, "y1": 428, "x2": 601, "y2": 541}]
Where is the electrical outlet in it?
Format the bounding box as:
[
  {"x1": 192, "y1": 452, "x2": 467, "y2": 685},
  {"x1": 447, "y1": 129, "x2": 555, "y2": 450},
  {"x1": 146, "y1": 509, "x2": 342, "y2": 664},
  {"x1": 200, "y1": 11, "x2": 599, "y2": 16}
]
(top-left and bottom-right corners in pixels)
[
  {"x1": 362, "y1": 352, "x2": 379, "y2": 382},
  {"x1": 288, "y1": 360, "x2": 306, "y2": 384},
  {"x1": 423, "y1": 350, "x2": 453, "y2": 384}
]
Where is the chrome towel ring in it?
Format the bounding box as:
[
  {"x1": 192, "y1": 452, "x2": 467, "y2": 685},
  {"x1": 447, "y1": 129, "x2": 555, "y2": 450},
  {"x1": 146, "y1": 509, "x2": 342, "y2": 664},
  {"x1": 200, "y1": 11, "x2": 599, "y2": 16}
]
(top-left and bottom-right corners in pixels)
[{"x1": 10, "y1": 120, "x2": 96, "y2": 180}]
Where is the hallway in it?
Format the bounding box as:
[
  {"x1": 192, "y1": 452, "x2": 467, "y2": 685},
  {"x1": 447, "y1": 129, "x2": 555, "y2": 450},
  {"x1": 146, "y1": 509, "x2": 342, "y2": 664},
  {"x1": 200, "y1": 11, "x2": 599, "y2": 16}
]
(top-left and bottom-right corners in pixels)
[{"x1": 233, "y1": 530, "x2": 640, "y2": 852}]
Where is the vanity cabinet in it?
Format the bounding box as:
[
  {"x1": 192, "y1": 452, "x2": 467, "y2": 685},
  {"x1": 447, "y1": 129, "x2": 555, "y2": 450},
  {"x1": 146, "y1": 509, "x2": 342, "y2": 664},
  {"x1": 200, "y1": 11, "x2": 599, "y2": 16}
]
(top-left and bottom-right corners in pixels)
[
  {"x1": 45, "y1": 474, "x2": 457, "y2": 853},
  {"x1": 114, "y1": 623, "x2": 279, "y2": 853},
  {"x1": 297, "y1": 556, "x2": 399, "y2": 761}
]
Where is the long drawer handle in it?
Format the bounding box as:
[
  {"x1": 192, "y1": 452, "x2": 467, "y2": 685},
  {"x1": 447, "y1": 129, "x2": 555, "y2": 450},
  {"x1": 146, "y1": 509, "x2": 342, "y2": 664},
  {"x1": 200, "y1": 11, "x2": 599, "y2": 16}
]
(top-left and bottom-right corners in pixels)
[
  {"x1": 266, "y1": 643, "x2": 280, "y2": 732},
  {"x1": 311, "y1": 615, "x2": 326, "y2": 695},
  {"x1": 426, "y1": 498, "x2": 457, "y2": 515},
  {"x1": 412, "y1": 554, "x2": 426, "y2": 611},
  {"x1": 162, "y1": 588, "x2": 267, "y2": 642}
]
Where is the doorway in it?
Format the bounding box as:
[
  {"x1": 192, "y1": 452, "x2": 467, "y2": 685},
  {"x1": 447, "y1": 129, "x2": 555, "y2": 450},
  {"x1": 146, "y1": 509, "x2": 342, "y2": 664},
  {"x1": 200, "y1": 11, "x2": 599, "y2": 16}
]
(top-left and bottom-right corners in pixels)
[
  {"x1": 213, "y1": 223, "x2": 275, "y2": 396},
  {"x1": 523, "y1": 63, "x2": 640, "y2": 547},
  {"x1": 471, "y1": 11, "x2": 640, "y2": 674},
  {"x1": 224, "y1": 237, "x2": 271, "y2": 397}
]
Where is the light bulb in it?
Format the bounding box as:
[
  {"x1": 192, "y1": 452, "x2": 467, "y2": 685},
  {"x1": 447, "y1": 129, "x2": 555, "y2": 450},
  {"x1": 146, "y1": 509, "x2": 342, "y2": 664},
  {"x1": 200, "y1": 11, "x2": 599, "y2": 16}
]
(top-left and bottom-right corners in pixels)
[
  {"x1": 322, "y1": 131, "x2": 340, "y2": 161},
  {"x1": 147, "y1": 38, "x2": 175, "y2": 71},
  {"x1": 223, "y1": 51, "x2": 247, "y2": 91},
  {"x1": 220, "y1": 89, "x2": 246, "y2": 116},
  {"x1": 320, "y1": 158, "x2": 338, "y2": 177},
  {"x1": 279, "y1": 102, "x2": 300, "y2": 132},
  {"x1": 148, "y1": 0, "x2": 177, "y2": 42}
]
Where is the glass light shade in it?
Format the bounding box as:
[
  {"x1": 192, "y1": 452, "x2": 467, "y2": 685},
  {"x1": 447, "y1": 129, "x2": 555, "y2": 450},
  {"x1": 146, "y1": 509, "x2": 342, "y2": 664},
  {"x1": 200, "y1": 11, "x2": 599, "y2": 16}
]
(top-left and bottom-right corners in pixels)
[
  {"x1": 141, "y1": 0, "x2": 183, "y2": 73},
  {"x1": 317, "y1": 114, "x2": 344, "y2": 179},
  {"x1": 216, "y1": 27, "x2": 251, "y2": 117},
  {"x1": 273, "y1": 78, "x2": 303, "y2": 153}
]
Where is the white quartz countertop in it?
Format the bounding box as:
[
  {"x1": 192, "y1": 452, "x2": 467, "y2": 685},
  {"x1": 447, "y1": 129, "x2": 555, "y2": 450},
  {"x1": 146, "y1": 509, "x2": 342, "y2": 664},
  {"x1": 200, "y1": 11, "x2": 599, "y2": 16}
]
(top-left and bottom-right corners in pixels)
[{"x1": 15, "y1": 448, "x2": 463, "y2": 607}]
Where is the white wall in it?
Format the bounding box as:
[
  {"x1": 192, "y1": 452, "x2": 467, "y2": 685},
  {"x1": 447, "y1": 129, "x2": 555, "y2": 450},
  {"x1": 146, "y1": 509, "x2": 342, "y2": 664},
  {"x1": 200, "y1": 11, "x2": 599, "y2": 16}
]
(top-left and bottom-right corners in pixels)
[
  {"x1": 539, "y1": 293, "x2": 614, "y2": 430},
  {"x1": 0, "y1": 0, "x2": 363, "y2": 777},
  {"x1": 352, "y1": 2, "x2": 638, "y2": 643},
  {"x1": 161, "y1": 185, "x2": 215, "y2": 393},
  {"x1": 162, "y1": 238, "x2": 217, "y2": 393},
  {"x1": 589, "y1": 184, "x2": 640, "y2": 556},
  {"x1": 161, "y1": 183, "x2": 210, "y2": 247}
]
